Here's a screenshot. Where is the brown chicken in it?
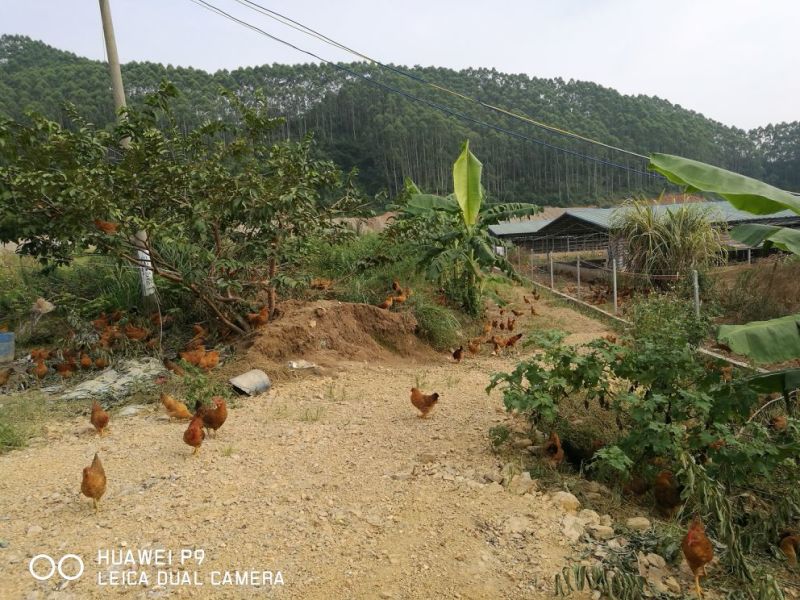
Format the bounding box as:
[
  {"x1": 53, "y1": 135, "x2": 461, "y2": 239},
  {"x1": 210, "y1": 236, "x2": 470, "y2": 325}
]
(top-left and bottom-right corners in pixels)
[
  {"x1": 511, "y1": 309, "x2": 524, "y2": 317},
  {"x1": 682, "y1": 518, "x2": 714, "y2": 598},
  {"x1": 94, "y1": 356, "x2": 109, "y2": 370},
  {"x1": 91, "y1": 313, "x2": 109, "y2": 331},
  {"x1": 530, "y1": 306, "x2": 538, "y2": 316},
  {"x1": 55, "y1": 361, "x2": 76, "y2": 379},
  {"x1": 452, "y1": 346, "x2": 464, "y2": 363},
  {"x1": 183, "y1": 415, "x2": 205, "y2": 455},
  {"x1": 779, "y1": 530, "x2": 800, "y2": 566},
  {"x1": 164, "y1": 359, "x2": 186, "y2": 377},
  {"x1": 622, "y1": 475, "x2": 651, "y2": 497},
  {"x1": 93, "y1": 219, "x2": 119, "y2": 234},
  {"x1": 393, "y1": 290, "x2": 408, "y2": 304},
  {"x1": 410, "y1": 387, "x2": 440, "y2": 418},
  {"x1": 80, "y1": 353, "x2": 93, "y2": 370},
  {"x1": 33, "y1": 360, "x2": 48, "y2": 379},
  {"x1": 523, "y1": 296, "x2": 531, "y2": 304},
  {"x1": 198, "y1": 350, "x2": 220, "y2": 372},
  {"x1": 161, "y1": 393, "x2": 192, "y2": 420},
  {"x1": 506, "y1": 317, "x2": 515, "y2": 332},
  {"x1": 543, "y1": 431, "x2": 564, "y2": 468},
  {"x1": 770, "y1": 415, "x2": 788, "y2": 432},
  {"x1": 504, "y1": 333, "x2": 524, "y2": 349},
  {"x1": 180, "y1": 348, "x2": 206, "y2": 368},
  {"x1": 392, "y1": 280, "x2": 402, "y2": 292},
  {"x1": 246, "y1": 306, "x2": 269, "y2": 327},
  {"x1": 81, "y1": 452, "x2": 107, "y2": 512},
  {"x1": 90, "y1": 400, "x2": 110, "y2": 436},
  {"x1": 109, "y1": 309, "x2": 124, "y2": 323},
  {"x1": 377, "y1": 296, "x2": 394, "y2": 310},
  {"x1": 198, "y1": 397, "x2": 227, "y2": 437},
  {"x1": 654, "y1": 470, "x2": 683, "y2": 518},
  {"x1": 29, "y1": 348, "x2": 51, "y2": 362},
  {"x1": 149, "y1": 312, "x2": 174, "y2": 330},
  {"x1": 124, "y1": 323, "x2": 150, "y2": 341},
  {"x1": 482, "y1": 322, "x2": 492, "y2": 336},
  {"x1": 468, "y1": 338, "x2": 482, "y2": 355},
  {"x1": 531, "y1": 289, "x2": 540, "y2": 301},
  {"x1": 0, "y1": 367, "x2": 12, "y2": 386}
]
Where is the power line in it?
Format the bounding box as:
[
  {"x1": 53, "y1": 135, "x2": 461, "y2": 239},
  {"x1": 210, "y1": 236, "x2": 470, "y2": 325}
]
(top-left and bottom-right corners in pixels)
[
  {"x1": 230, "y1": 0, "x2": 650, "y2": 161},
  {"x1": 187, "y1": 0, "x2": 662, "y2": 179}
]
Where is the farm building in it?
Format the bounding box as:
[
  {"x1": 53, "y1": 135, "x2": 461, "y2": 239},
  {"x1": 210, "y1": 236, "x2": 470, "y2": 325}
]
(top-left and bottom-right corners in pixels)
[{"x1": 489, "y1": 201, "x2": 800, "y2": 254}]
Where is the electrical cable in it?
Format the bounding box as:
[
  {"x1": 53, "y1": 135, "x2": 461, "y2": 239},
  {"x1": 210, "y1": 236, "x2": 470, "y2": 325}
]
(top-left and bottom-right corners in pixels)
[{"x1": 187, "y1": 0, "x2": 662, "y2": 179}]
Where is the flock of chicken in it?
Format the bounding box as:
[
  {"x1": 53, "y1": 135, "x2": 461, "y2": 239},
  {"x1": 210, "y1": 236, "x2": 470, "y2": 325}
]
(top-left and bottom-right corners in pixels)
[{"x1": 80, "y1": 391, "x2": 228, "y2": 514}]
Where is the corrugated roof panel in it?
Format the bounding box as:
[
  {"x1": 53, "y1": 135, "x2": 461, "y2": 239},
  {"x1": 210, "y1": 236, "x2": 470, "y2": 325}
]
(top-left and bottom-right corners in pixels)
[{"x1": 489, "y1": 220, "x2": 553, "y2": 236}]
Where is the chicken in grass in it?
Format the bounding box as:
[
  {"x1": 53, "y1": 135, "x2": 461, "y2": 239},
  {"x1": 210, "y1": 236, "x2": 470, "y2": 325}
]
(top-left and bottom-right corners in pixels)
[
  {"x1": 198, "y1": 349, "x2": 220, "y2": 372},
  {"x1": 468, "y1": 338, "x2": 482, "y2": 355},
  {"x1": 94, "y1": 356, "x2": 109, "y2": 370},
  {"x1": 770, "y1": 415, "x2": 788, "y2": 432},
  {"x1": 161, "y1": 393, "x2": 192, "y2": 421},
  {"x1": 482, "y1": 322, "x2": 492, "y2": 337},
  {"x1": 393, "y1": 289, "x2": 408, "y2": 304},
  {"x1": 197, "y1": 396, "x2": 228, "y2": 437},
  {"x1": 410, "y1": 387, "x2": 440, "y2": 418},
  {"x1": 0, "y1": 367, "x2": 12, "y2": 387},
  {"x1": 392, "y1": 280, "x2": 402, "y2": 292},
  {"x1": 123, "y1": 323, "x2": 150, "y2": 341},
  {"x1": 33, "y1": 359, "x2": 49, "y2": 379},
  {"x1": 654, "y1": 470, "x2": 683, "y2": 518},
  {"x1": 79, "y1": 353, "x2": 93, "y2": 370},
  {"x1": 377, "y1": 296, "x2": 394, "y2": 310},
  {"x1": 246, "y1": 306, "x2": 269, "y2": 328},
  {"x1": 452, "y1": 346, "x2": 464, "y2": 363},
  {"x1": 81, "y1": 452, "x2": 107, "y2": 512},
  {"x1": 682, "y1": 518, "x2": 714, "y2": 598},
  {"x1": 543, "y1": 431, "x2": 564, "y2": 468},
  {"x1": 183, "y1": 414, "x2": 205, "y2": 456},
  {"x1": 90, "y1": 400, "x2": 110, "y2": 436},
  {"x1": 779, "y1": 530, "x2": 800, "y2": 566},
  {"x1": 164, "y1": 358, "x2": 186, "y2": 377},
  {"x1": 504, "y1": 333, "x2": 524, "y2": 349}
]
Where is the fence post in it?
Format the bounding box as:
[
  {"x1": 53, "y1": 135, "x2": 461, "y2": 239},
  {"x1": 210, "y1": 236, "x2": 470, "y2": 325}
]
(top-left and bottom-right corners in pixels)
[
  {"x1": 692, "y1": 270, "x2": 700, "y2": 317},
  {"x1": 530, "y1": 248, "x2": 534, "y2": 281},
  {"x1": 576, "y1": 255, "x2": 581, "y2": 299},
  {"x1": 549, "y1": 252, "x2": 554, "y2": 290},
  {"x1": 612, "y1": 256, "x2": 618, "y2": 315},
  {"x1": 747, "y1": 248, "x2": 752, "y2": 264}
]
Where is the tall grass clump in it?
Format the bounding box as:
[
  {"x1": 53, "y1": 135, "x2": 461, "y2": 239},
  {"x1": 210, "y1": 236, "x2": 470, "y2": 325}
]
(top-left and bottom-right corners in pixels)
[{"x1": 611, "y1": 201, "x2": 725, "y2": 280}]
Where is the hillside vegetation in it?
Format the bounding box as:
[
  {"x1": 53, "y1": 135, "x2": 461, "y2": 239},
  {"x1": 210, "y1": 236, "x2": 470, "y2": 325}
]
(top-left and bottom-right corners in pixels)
[{"x1": 1, "y1": 35, "x2": 798, "y2": 206}]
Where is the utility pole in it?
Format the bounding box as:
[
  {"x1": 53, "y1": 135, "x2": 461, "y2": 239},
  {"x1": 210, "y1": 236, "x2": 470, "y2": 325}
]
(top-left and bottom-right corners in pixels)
[
  {"x1": 98, "y1": 0, "x2": 127, "y2": 127},
  {"x1": 98, "y1": 0, "x2": 156, "y2": 298}
]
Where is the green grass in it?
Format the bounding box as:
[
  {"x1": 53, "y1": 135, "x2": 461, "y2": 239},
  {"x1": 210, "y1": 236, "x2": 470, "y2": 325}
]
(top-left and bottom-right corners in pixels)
[{"x1": 0, "y1": 390, "x2": 85, "y2": 454}]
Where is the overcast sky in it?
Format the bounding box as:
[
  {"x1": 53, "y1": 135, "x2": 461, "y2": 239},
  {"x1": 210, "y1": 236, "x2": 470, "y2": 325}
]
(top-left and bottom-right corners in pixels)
[{"x1": 3, "y1": 0, "x2": 798, "y2": 130}]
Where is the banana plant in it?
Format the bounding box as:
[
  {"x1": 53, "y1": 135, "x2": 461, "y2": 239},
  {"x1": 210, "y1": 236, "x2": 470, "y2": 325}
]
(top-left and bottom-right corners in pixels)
[
  {"x1": 399, "y1": 141, "x2": 538, "y2": 315},
  {"x1": 649, "y1": 153, "x2": 800, "y2": 364}
]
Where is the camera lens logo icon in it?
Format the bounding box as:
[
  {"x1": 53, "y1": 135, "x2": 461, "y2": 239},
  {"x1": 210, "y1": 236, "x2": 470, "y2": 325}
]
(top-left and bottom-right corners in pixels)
[{"x1": 29, "y1": 554, "x2": 84, "y2": 581}]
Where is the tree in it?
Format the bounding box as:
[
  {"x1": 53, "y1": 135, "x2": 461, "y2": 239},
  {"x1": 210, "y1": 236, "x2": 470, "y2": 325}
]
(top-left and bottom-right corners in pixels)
[
  {"x1": 0, "y1": 82, "x2": 360, "y2": 333},
  {"x1": 397, "y1": 141, "x2": 538, "y2": 315}
]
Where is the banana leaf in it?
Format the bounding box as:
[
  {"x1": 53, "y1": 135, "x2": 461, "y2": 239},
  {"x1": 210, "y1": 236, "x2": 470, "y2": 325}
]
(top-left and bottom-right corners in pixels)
[
  {"x1": 717, "y1": 314, "x2": 800, "y2": 364},
  {"x1": 649, "y1": 153, "x2": 800, "y2": 215},
  {"x1": 452, "y1": 140, "x2": 483, "y2": 226},
  {"x1": 730, "y1": 223, "x2": 800, "y2": 254},
  {"x1": 747, "y1": 368, "x2": 800, "y2": 393}
]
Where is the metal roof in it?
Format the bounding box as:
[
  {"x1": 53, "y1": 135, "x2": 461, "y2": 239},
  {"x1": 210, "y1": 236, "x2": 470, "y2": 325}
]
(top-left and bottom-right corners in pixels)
[
  {"x1": 491, "y1": 201, "x2": 800, "y2": 237},
  {"x1": 489, "y1": 219, "x2": 553, "y2": 236}
]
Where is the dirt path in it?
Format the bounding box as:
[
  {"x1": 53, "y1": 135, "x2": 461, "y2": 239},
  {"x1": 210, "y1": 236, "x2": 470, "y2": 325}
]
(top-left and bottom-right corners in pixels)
[{"x1": 0, "y1": 300, "x2": 609, "y2": 599}]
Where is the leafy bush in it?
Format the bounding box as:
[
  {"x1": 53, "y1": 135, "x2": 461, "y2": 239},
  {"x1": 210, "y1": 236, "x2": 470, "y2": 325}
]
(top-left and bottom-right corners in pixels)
[{"x1": 488, "y1": 294, "x2": 800, "y2": 593}]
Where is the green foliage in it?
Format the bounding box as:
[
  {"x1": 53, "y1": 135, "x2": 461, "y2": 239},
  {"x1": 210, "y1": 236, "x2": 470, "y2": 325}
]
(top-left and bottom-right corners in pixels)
[
  {"x1": 395, "y1": 143, "x2": 538, "y2": 315},
  {"x1": 0, "y1": 83, "x2": 361, "y2": 333},
  {"x1": 611, "y1": 200, "x2": 725, "y2": 278},
  {"x1": 718, "y1": 314, "x2": 800, "y2": 365},
  {"x1": 488, "y1": 424, "x2": 510, "y2": 448},
  {"x1": 649, "y1": 152, "x2": 800, "y2": 362},
  {"x1": 302, "y1": 233, "x2": 464, "y2": 350},
  {"x1": 5, "y1": 36, "x2": 797, "y2": 206}
]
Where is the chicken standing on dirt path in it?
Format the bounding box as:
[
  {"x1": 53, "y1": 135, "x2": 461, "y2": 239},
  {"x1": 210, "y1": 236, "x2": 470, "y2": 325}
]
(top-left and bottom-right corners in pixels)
[
  {"x1": 410, "y1": 387, "x2": 440, "y2": 418},
  {"x1": 161, "y1": 393, "x2": 192, "y2": 421},
  {"x1": 183, "y1": 415, "x2": 205, "y2": 456},
  {"x1": 90, "y1": 401, "x2": 109, "y2": 436},
  {"x1": 452, "y1": 346, "x2": 464, "y2": 363},
  {"x1": 197, "y1": 397, "x2": 227, "y2": 437},
  {"x1": 81, "y1": 452, "x2": 106, "y2": 513},
  {"x1": 682, "y1": 518, "x2": 714, "y2": 598}
]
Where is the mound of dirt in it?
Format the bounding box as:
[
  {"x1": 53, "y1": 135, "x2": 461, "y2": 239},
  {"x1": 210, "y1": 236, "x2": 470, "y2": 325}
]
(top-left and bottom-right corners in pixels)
[{"x1": 242, "y1": 300, "x2": 434, "y2": 371}]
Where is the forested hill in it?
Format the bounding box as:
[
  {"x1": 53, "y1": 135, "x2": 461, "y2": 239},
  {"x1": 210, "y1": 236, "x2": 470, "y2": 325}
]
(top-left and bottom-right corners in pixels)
[{"x1": 1, "y1": 35, "x2": 797, "y2": 206}]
